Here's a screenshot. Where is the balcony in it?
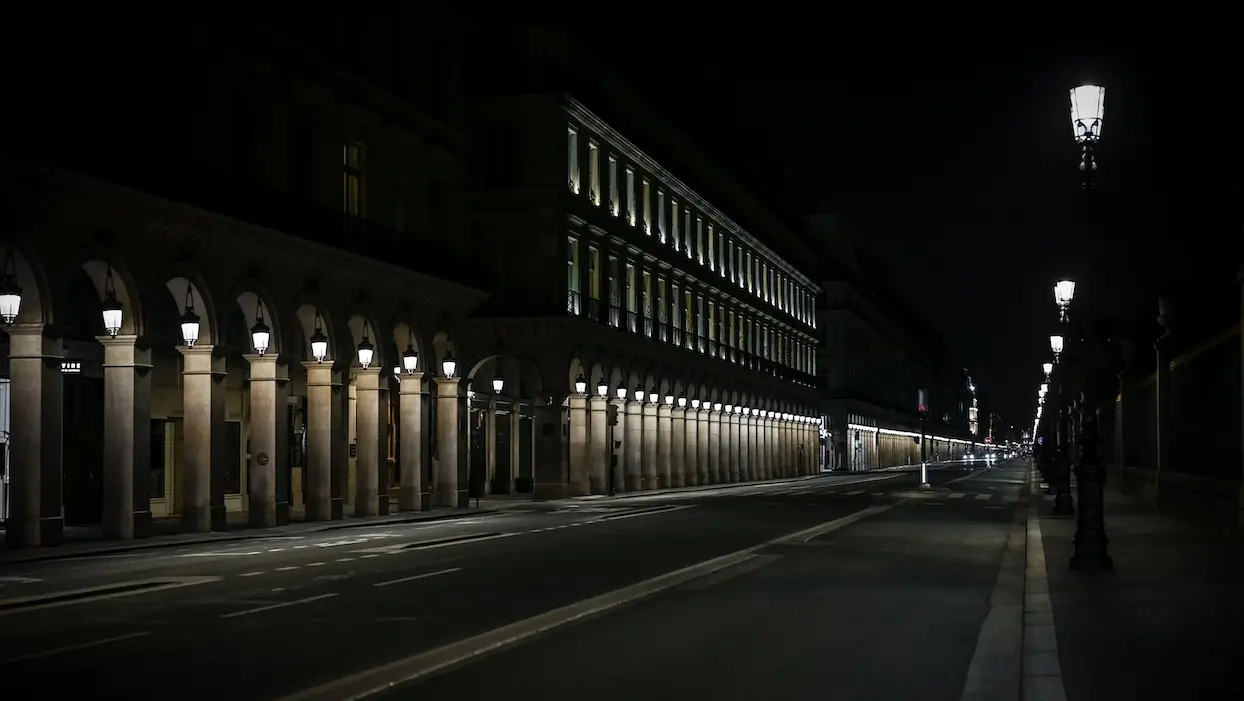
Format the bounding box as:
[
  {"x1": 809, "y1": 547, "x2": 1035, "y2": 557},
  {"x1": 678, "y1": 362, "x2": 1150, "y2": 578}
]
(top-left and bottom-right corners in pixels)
[{"x1": 566, "y1": 291, "x2": 818, "y2": 388}]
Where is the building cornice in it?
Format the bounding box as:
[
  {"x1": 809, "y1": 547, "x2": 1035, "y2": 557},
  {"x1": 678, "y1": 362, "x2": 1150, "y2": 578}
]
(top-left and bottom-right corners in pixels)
[{"x1": 563, "y1": 95, "x2": 819, "y2": 293}]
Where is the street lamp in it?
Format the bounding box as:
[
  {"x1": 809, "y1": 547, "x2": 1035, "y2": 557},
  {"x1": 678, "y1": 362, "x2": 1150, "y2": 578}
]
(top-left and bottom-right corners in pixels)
[
  {"x1": 1, "y1": 247, "x2": 22, "y2": 325},
  {"x1": 634, "y1": 386, "x2": 644, "y2": 403},
  {"x1": 616, "y1": 385, "x2": 627, "y2": 401},
  {"x1": 492, "y1": 377, "x2": 504, "y2": 394},
  {"x1": 648, "y1": 389, "x2": 658, "y2": 404},
  {"x1": 101, "y1": 268, "x2": 123, "y2": 337},
  {"x1": 596, "y1": 377, "x2": 608, "y2": 398},
  {"x1": 692, "y1": 399, "x2": 701, "y2": 410},
  {"x1": 665, "y1": 394, "x2": 674, "y2": 406},
  {"x1": 356, "y1": 322, "x2": 374, "y2": 369},
  {"x1": 573, "y1": 373, "x2": 586, "y2": 395},
  {"x1": 1069, "y1": 84, "x2": 1105, "y2": 187},
  {"x1": 1054, "y1": 279, "x2": 1076, "y2": 321},
  {"x1": 179, "y1": 285, "x2": 200, "y2": 347},
  {"x1": 402, "y1": 341, "x2": 419, "y2": 375},
  {"x1": 725, "y1": 404, "x2": 733, "y2": 413},
  {"x1": 1043, "y1": 361, "x2": 1053, "y2": 378},
  {"x1": 714, "y1": 402, "x2": 722, "y2": 412},
  {"x1": 677, "y1": 395, "x2": 686, "y2": 408},
  {"x1": 250, "y1": 301, "x2": 271, "y2": 355},
  {"x1": 441, "y1": 349, "x2": 456, "y2": 378},
  {"x1": 309, "y1": 316, "x2": 329, "y2": 363},
  {"x1": 1050, "y1": 334, "x2": 1064, "y2": 359}
]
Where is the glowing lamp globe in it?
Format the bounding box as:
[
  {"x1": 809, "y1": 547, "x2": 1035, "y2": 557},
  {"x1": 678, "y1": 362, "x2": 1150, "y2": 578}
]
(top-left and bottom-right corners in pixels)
[
  {"x1": 310, "y1": 329, "x2": 329, "y2": 363},
  {"x1": 573, "y1": 374, "x2": 586, "y2": 395},
  {"x1": 102, "y1": 296, "x2": 124, "y2": 338},
  {"x1": 1050, "y1": 335, "x2": 1064, "y2": 355},
  {"x1": 0, "y1": 275, "x2": 22, "y2": 325},
  {"x1": 1069, "y1": 85, "x2": 1105, "y2": 142},
  {"x1": 179, "y1": 307, "x2": 200, "y2": 347}
]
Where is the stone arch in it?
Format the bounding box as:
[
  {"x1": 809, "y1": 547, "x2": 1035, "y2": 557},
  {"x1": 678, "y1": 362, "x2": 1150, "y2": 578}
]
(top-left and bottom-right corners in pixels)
[
  {"x1": 226, "y1": 278, "x2": 283, "y2": 356},
  {"x1": 153, "y1": 262, "x2": 220, "y2": 347},
  {"x1": 624, "y1": 367, "x2": 642, "y2": 397},
  {"x1": 567, "y1": 356, "x2": 587, "y2": 391},
  {"x1": 388, "y1": 312, "x2": 429, "y2": 377},
  {"x1": 346, "y1": 308, "x2": 385, "y2": 369},
  {"x1": 671, "y1": 379, "x2": 686, "y2": 401},
  {"x1": 607, "y1": 362, "x2": 625, "y2": 398},
  {"x1": 1, "y1": 237, "x2": 54, "y2": 326},
  {"x1": 586, "y1": 361, "x2": 607, "y2": 397},
  {"x1": 466, "y1": 350, "x2": 545, "y2": 397},
  {"x1": 287, "y1": 289, "x2": 340, "y2": 364},
  {"x1": 58, "y1": 249, "x2": 146, "y2": 338}
]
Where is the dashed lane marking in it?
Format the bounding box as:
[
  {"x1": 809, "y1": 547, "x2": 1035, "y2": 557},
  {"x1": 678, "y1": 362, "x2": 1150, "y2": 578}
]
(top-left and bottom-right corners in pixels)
[
  {"x1": 0, "y1": 631, "x2": 152, "y2": 666},
  {"x1": 373, "y1": 567, "x2": 462, "y2": 589},
  {"x1": 220, "y1": 593, "x2": 338, "y2": 619}
]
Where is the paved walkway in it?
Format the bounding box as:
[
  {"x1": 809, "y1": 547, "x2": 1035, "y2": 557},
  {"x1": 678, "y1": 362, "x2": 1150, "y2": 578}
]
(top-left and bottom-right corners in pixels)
[{"x1": 1034, "y1": 468, "x2": 1244, "y2": 700}]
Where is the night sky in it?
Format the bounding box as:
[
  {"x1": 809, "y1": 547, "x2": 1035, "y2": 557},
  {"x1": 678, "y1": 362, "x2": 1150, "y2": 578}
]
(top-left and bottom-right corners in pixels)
[{"x1": 586, "y1": 32, "x2": 1243, "y2": 429}]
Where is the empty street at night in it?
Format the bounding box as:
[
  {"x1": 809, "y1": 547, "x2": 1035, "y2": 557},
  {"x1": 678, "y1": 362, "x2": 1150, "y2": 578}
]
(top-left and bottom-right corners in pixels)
[{"x1": 0, "y1": 463, "x2": 1010, "y2": 699}]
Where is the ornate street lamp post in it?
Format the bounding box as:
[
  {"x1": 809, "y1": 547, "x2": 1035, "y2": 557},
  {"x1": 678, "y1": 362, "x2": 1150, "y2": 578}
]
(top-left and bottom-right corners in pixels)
[
  {"x1": 1050, "y1": 317, "x2": 1074, "y2": 515},
  {"x1": 1069, "y1": 84, "x2": 1105, "y2": 190},
  {"x1": 1071, "y1": 326, "x2": 1114, "y2": 570}
]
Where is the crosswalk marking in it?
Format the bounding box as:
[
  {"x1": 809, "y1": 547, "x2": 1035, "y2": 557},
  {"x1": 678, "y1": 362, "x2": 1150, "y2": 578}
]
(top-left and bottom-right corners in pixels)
[
  {"x1": 974, "y1": 493, "x2": 992, "y2": 501},
  {"x1": 949, "y1": 493, "x2": 966, "y2": 499}
]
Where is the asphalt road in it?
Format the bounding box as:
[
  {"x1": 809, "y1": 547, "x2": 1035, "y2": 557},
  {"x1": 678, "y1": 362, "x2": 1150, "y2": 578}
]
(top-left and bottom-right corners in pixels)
[
  {"x1": 378, "y1": 461, "x2": 1028, "y2": 701},
  {"x1": 0, "y1": 461, "x2": 1011, "y2": 700}
]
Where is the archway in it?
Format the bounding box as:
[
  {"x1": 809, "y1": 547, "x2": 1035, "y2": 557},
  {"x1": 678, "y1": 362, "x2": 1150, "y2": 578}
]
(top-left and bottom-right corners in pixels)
[
  {"x1": 465, "y1": 351, "x2": 544, "y2": 495},
  {"x1": 58, "y1": 258, "x2": 143, "y2": 527}
]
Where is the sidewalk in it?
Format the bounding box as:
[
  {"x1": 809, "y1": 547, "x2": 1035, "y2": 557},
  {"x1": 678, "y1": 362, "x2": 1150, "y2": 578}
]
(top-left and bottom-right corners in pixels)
[{"x1": 1036, "y1": 473, "x2": 1244, "y2": 700}]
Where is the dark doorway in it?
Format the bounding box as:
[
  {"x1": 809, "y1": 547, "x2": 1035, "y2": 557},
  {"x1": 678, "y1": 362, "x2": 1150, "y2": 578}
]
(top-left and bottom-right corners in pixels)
[
  {"x1": 62, "y1": 374, "x2": 103, "y2": 525},
  {"x1": 516, "y1": 412, "x2": 533, "y2": 493},
  {"x1": 491, "y1": 409, "x2": 512, "y2": 494},
  {"x1": 224, "y1": 421, "x2": 242, "y2": 496},
  {"x1": 468, "y1": 402, "x2": 485, "y2": 497}
]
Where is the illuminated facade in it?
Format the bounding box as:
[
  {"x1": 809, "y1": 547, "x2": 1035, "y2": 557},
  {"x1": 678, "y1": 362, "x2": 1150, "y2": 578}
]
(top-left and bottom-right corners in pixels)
[{"x1": 810, "y1": 217, "x2": 977, "y2": 470}]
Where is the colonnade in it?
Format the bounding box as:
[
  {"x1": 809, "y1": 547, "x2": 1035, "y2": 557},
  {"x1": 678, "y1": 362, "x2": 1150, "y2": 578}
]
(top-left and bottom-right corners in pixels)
[{"x1": 566, "y1": 389, "x2": 821, "y2": 495}]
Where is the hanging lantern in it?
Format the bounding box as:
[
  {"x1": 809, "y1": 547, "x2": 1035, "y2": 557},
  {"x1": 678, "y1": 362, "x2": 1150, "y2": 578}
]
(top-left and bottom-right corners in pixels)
[
  {"x1": 357, "y1": 322, "x2": 375, "y2": 369},
  {"x1": 441, "y1": 349, "x2": 456, "y2": 378},
  {"x1": 309, "y1": 314, "x2": 329, "y2": 363},
  {"x1": 250, "y1": 300, "x2": 270, "y2": 355},
  {"x1": 179, "y1": 285, "x2": 200, "y2": 347},
  {"x1": 492, "y1": 377, "x2": 504, "y2": 393},
  {"x1": 573, "y1": 373, "x2": 586, "y2": 394},
  {"x1": 0, "y1": 248, "x2": 21, "y2": 325},
  {"x1": 101, "y1": 268, "x2": 123, "y2": 337}
]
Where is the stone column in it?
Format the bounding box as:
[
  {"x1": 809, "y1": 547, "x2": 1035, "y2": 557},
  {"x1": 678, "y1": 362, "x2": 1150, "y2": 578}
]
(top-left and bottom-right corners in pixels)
[
  {"x1": 642, "y1": 399, "x2": 658, "y2": 490},
  {"x1": 353, "y1": 368, "x2": 382, "y2": 517},
  {"x1": 434, "y1": 377, "x2": 464, "y2": 507},
  {"x1": 5, "y1": 324, "x2": 63, "y2": 548},
  {"x1": 484, "y1": 401, "x2": 498, "y2": 494},
  {"x1": 728, "y1": 410, "x2": 741, "y2": 482},
  {"x1": 610, "y1": 397, "x2": 627, "y2": 493},
  {"x1": 684, "y1": 405, "x2": 699, "y2": 487},
  {"x1": 179, "y1": 345, "x2": 226, "y2": 532},
  {"x1": 749, "y1": 414, "x2": 760, "y2": 480},
  {"x1": 510, "y1": 408, "x2": 523, "y2": 493},
  {"x1": 696, "y1": 408, "x2": 710, "y2": 485},
  {"x1": 303, "y1": 362, "x2": 334, "y2": 520},
  {"x1": 588, "y1": 395, "x2": 609, "y2": 493},
  {"x1": 330, "y1": 362, "x2": 350, "y2": 519},
  {"x1": 567, "y1": 393, "x2": 590, "y2": 496},
  {"x1": 398, "y1": 374, "x2": 424, "y2": 511},
  {"x1": 1238, "y1": 265, "x2": 1244, "y2": 530},
  {"x1": 624, "y1": 399, "x2": 643, "y2": 491},
  {"x1": 275, "y1": 365, "x2": 292, "y2": 524},
  {"x1": 98, "y1": 335, "x2": 152, "y2": 540},
  {"x1": 670, "y1": 405, "x2": 686, "y2": 488},
  {"x1": 707, "y1": 407, "x2": 721, "y2": 484},
  {"x1": 739, "y1": 411, "x2": 751, "y2": 481},
  {"x1": 657, "y1": 401, "x2": 672, "y2": 488},
  {"x1": 245, "y1": 353, "x2": 280, "y2": 527}
]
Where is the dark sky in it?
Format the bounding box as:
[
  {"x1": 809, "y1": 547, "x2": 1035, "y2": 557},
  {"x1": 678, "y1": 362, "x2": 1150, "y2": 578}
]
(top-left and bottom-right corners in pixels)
[{"x1": 589, "y1": 32, "x2": 1243, "y2": 428}]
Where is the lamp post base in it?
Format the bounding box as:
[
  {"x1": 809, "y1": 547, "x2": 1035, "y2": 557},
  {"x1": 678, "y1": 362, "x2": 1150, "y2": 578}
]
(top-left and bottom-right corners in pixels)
[{"x1": 1070, "y1": 461, "x2": 1112, "y2": 570}]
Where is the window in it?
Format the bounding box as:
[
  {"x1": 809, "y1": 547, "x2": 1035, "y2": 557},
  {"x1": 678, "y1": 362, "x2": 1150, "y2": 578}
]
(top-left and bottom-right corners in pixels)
[
  {"x1": 343, "y1": 141, "x2": 365, "y2": 217},
  {"x1": 657, "y1": 277, "x2": 667, "y2": 340},
  {"x1": 718, "y1": 230, "x2": 726, "y2": 276},
  {"x1": 657, "y1": 189, "x2": 666, "y2": 243},
  {"x1": 728, "y1": 311, "x2": 736, "y2": 349},
  {"x1": 696, "y1": 218, "x2": 704, "y2": 264},
  {"x1": 567, "y1": 126, "x2": 579, "y2": 194},
  {"x1": 641, "y1": 178, "x2": 651, "y2": 234},
  {"x1": 707, "y1": 223, "x2": 715, "y2": 270},
  {"x1": 684, "y1": 209, "x2": 692, "y2": 258},
  {"x1": 608, "y1": 156, "x2": 619, "y2": 216},
  {"x1": 708, "y1": 301, "x2": 717, "y2": 342},
  {"x1": 626, "y1": 262, "x2": 637, "y2": 332},
  {"x1": 642, "y1": 270, "x2": 653, "y2": 337},
  {"x1": 696, "y1": 295, "x2": 706, "y2": 349},
  {"x1": 670, "y1": 199, "x2": 680, "y2": 251},
  {"x1": 588, "y1": 246, "x2": 601, "y2": 301},
  {"x1": 608, "y1": 255, "x2": 620, "y2": 327},
  {"x1": 588, "y1": 142, "x2": 601, "y2": 205},
  {"x1": 566, "y1": 237, "x2": 580, "y2": 314},
  {"x1": 625, "y1": 167, "x2": 636, "y2": 226},
  {"x1": 745, "y1": 252, "x2": 753, "y2": 291},
  {"x1": 671, "y1": 282, "x2": 682, "y2": 331},
  {"x1": 683, "y1": 290, "x2": 693, "y2": 347}
]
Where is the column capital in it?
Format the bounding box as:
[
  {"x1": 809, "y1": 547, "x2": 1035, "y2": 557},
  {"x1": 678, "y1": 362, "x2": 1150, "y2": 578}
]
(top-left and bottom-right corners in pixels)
[
  {"x1": 398, "y1": 373, "x2": 424, "y2": 395},
  {"x1": 355, "y1": 366, "x2": 382, "y2": 390},
  {"x1": 657, "y1": 404, "x2": 672, "y2": 418},
  {"x1": 588, "y1": 395, "x2": 608, "y2": 410},
  {"x1": 179, "y1": 344, "x2": 223, "y2": 375},
  {"x1": 95, "y1": 333, "x2": 140, "y2": 347},
  {"x1": 671, "y1": 407, "x2": 686, "y2": 420},
  {"x1": 245, "y1": 353, "x2": 281, "y2": 381}
]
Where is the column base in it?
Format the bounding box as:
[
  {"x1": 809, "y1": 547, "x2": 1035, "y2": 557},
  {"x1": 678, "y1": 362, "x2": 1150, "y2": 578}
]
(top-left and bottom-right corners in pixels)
[
  {"x1": 330, "y1": 497, "x2": 344, "y2": 520},
  {"x1": 456, "y1": 489, "x2": 470, "y2": 508},
  {"x1": 533, "y1": 482, "x2": 568, "y2": 500},
  {"x1": 568, "y1": 479, "x2": 591, "y2": 497},
  {"x1": 421, "y1": 491, "x2": 433, "y2": 511},
  {"x1": 1052, "y1": 493, "x2": 1076, "y2": 515},
  {"x1": 275, "y1": 501, "x2": 291, "y2": 526},
  {"x1": 378, "y1": 494, "x2": 390, "y2": 516},
  {"x1": 624, "y1": 477, "x2": 642, "y2": 492}
]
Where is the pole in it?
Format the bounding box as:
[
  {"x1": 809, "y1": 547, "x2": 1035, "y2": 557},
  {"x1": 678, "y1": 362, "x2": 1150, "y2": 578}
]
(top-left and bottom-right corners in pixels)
[
  {"x1": 919, "y1": 412, "x2": 930, "y2": 489},
  {"x1": 1071, "y1": 395, "x2": 1112, "y2": 569}
]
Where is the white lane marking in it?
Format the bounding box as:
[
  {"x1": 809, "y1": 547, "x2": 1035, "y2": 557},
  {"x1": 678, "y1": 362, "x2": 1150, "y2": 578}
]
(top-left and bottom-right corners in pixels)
[
  {"x1": 1023, "y1": 500, "x2": 1067, "y2": 700},
  {"x1": 950, "y1": 493, "x2": 967, "y2": 499},
  {"x1": 182, "y1": 551, "x2": 265, "y2": 558},
  {"x1": 239, "y1": 572, "x2": 265, "y2": 577},
  {"x1": 268, "y1": 548, "x2": 285, "y2": 553},
  {"x1": 845, "y1": 490, "x2": 866, "y2": 496},
  {"x1": 276, "y1": 566, "x2": 299, "y2": 572},
  {"x1": 361, "y1": 554, "x2": 380, "y2": 559},
  {"x1": 336, "y1": 558, "x2": 355, "y2": 563},
  {"x1": 588, "y1": 505, "x2": 695, "y2": 523},
  {"x1": 400, "y1": 533, "x2": 520, "y2": 553},
  {"x1": 0, "y1": 631, "x2": 152, "y2": 666},
  {"x1": 975, "y1": 493, "x2": 992, "y2": 501},
  {"x1": 373, "y1": 567, "x2": 462, "y2": 588},
  {"x1": 220, "y1": 593, "x2": 338, "y2": 619},
  {"x1": 273, "y1": 503, "x2": 897, "y2": 701},
  {"x1": 307, "y1": 562, "x2": 326, "y2": 567},
  {"x1": 960, "y1": 515, "x2": 1026, "y2": 701},
  {"x1": 0, "y1": 576, "x2": 42, "y2": 584},
  {"x1": 0, "y1": 577, "x2": 222, "y2": 617}
]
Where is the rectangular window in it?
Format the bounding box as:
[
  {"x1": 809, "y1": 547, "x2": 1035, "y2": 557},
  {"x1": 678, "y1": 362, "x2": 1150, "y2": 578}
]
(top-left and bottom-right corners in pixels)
[
  {"x1": 762, "y1": 264, "x2": 769, "y2": 301},
  {"x1": 625, "y1": 167, "x2": 636, "y2": 226},
  {"x1": 745, "y1": 252, "x2": 753, "y2": 291},
  {"x1": 641, "y1": 179, "x2": 652, "y2": 234},
  {"x1": 718, "y1": 230, "x2": 726, "y2": 276},
  {"x1": 727, "y1": 311, "x2": 736, "y2": 349},
  {"x1": 657, "y1": 276, "x2": 667, "y2": 340},
  {"x1": 708, "y1": 301, "x2": 717, "y2": 341},
  {"x1": 684, "y1": 209, "x2": 693, "y2": 258},
  {"x1": 588, "y1": 246, "x2": 600, "y2": 301},
  {"x1": 642, "y1": 270, "x2": 653, "y2": 337},
  {"x1": 566, "y1": 237, "x2": 580, "y2": 314},
  {"x1": 608, "y1": 156, "x2": 619, "y2": 216},
  {"x1": 671, "y1": 282, "x2": 682, "y2": 330},
  {"x1": 567, "y1": 126, "x2": 579, "y2": 194},
  {"x1": 707, "y1": 223, "x2": 715, "y2": 270},
  {"x1": 683, "y1": 290, "x2": 694, "y2": 347},
  {"x1": 696, "y1": 218, "x2": 704, "y2": 264},
  {"x1": 697, "y1": 296, "x2": 706, "y2": 350},
  {"x1": 626, "y1": 262, "x2": 637, "y2": 332},
  {"x1": 343, "y1": 141, "x2": 365, "y2": 217},
  {"x1": 670, "y1": 199, "x2": 681, "y2": 251},
  {"x1": 657, "y1": 189, "x2": 666, "y2": 243},
  {"x1": 737, "y1": 313, "x2": 745, "y2": 351},
  {"x1": 588, "y1": 142, "x2": 601, "y2": 205},
  {"x1": 608, "y1": 255, "x2": 620, "y2": 327}
]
